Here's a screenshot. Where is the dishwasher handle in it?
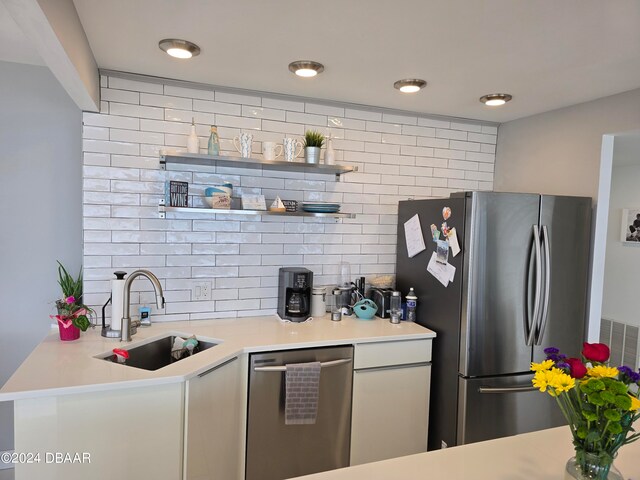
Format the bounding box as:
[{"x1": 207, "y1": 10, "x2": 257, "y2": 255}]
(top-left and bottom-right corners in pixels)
[{"x1": 253, "y1": 358, "x2": 352, "y2": 372}]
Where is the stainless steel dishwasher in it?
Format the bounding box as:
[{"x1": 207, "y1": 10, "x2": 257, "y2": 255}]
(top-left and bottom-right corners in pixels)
[{"x1": 245, "y1": 346, "x2": 353, "y2": 480}]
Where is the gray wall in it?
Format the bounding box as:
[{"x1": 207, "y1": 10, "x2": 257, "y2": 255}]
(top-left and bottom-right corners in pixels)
[
  {"x1": 0, "y1": 61, "x2": 82, "y2": 452},
  {"x1": 494, "y1": 88, "x2": 640, "y2": 200}
]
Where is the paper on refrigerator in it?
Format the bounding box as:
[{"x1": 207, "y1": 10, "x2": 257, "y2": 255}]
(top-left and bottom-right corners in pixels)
[
  {"x1": 427, "y1": 252, "x2": 456, "y2": 287},
  {"x1": 404, "y1": 214, "x2": 426, "y2": 258}
]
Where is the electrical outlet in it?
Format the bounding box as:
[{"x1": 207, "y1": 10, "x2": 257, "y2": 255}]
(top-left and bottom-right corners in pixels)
[{"x1": 192, "y1": 282, "x2": 211, "y2": 301}]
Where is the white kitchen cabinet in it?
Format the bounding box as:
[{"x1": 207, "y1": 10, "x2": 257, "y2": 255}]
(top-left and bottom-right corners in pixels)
[
  {"x1": 14, "y1": 383, "x2": 184, "y2": 480},
  {"x1": 184, "y1": 355, "x2": 247, "y2": 480},
  {"x1": 350, "y1": 339, "x2": 432, "y2": 466}
]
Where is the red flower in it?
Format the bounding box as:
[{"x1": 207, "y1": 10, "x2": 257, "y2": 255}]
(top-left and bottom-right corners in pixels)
[
  {"x1": 582, "y1": 342, "x2": 610, "y2": 363},
  {"x1": 566, "y1": 357, "x2": 587, "y2": 379}
]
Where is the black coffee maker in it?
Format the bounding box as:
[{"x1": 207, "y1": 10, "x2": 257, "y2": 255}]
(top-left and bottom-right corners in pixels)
[{"x1": 277, "y1": 267, "x2": 313, "y2": 322}]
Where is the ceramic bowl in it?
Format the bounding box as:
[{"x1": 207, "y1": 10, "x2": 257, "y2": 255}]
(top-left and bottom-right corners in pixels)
[
  {"x1": 353, "y1": 299, "x2": 378, "y2": 320},
  {"x1": 205, "y1": 183, "x2": 233, "y2": 197}
]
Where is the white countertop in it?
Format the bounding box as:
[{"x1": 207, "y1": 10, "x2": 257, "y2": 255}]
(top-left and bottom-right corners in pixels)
[
  {"x1": 292, "y1": 427, "x2": 640, "y2": 480},
  {"x1": 0, "y1": 314, "x2": 435, "y2": 401}
]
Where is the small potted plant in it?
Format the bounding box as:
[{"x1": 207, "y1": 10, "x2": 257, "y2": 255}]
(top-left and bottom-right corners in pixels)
[
  {"x1": 51, "y1": 261, "x2": 93, "y2": 341},
  {"x1": 303, "y1": 130, "x2": 325, "y2": 164}
]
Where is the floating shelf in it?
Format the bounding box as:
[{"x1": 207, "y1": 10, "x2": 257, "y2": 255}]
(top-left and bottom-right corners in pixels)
[
  {"x1": 159, "y1": 203, "x2": 356, "y2": 220},
  {"x1": 160, "y1": 153, "x2": 357, "y2": 178}
]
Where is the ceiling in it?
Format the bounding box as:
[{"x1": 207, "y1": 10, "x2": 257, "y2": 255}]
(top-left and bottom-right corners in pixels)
[{"x1": 4, "y1": 1, "x2": 640, "y2": 123}]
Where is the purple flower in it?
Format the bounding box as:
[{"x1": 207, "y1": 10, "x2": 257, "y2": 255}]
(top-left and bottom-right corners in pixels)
[
  {"x1": 618, "y1": 366, "x2": 640, "y2": 384},
  {"x1": 547, "y1": 353, "x2": 567, "y2": 362},
  {"x1": 65, "y1": 296, "x2": 76, "y2": 304},
  {"x1": 544, "y1": 347, "x2": 560, "y2": 355},
  {"x1": 556, "y1": 362, "x2": 570, "y2": 370}
]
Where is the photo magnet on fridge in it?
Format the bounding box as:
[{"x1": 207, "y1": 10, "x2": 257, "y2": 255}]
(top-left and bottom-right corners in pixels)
[{"x1": 436, "y1": 239, "x2": 449, "y2": 264}]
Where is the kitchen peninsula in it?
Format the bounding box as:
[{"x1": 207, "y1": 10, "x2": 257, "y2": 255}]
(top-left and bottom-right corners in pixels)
[{"x1": 0, "y1": 315, "x2": 434, "y2": 480}]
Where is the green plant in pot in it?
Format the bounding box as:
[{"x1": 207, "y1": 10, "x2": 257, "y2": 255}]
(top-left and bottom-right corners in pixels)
[
  {"x1": 51, "y1": 261, "x2": 93, "y2": 341},
  {"x1": 303, "y1": 130, "x2": 325, "y2": 164}
]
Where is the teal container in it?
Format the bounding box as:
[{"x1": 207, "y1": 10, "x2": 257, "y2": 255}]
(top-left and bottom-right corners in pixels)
[{"x1": 207, "y1": 125, "x2": 220, "y2": 156}]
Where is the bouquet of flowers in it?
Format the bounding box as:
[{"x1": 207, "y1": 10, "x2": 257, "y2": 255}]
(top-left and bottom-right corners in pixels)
[
  {"x1": 531, "y1": 343, "x2": 640, "y2": 479},
  {"x1": 51, "y1": 261, "x2": 92, "y2": 332}
]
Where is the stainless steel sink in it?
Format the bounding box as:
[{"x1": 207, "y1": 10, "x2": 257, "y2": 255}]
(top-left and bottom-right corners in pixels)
[{"x1": 97, "y1": 334, "x2": 219, "y2": 371}]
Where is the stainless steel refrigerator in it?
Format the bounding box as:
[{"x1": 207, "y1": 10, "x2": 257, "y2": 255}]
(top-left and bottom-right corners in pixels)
[{"x1": 395, "y1": 192, "x2": 592, "y2": 450}]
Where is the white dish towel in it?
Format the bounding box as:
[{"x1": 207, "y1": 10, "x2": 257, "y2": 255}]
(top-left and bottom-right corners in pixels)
[{"x1": 285, "y1": 361, "x2": 322, "y2": 425}]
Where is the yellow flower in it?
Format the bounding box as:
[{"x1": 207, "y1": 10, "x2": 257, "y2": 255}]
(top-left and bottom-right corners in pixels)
[
  {"x1": 587, "y1": 365, "x2": 619, "y2": 378},
  {"x1": 532, "y1": 368, "x2": 575, "y2": 396},
  {"x1": 532, "y1": 370, "x2": 551, "y2": 392},
  {"x1": 548, "y1": 369, "x2": 575, "y2": 393},
  {"x1": 630, "y1": 396, "x2": 640, "y2": 412},
  {"x1": 531, "y1": 359, "x2": 555, "y2": 372}
]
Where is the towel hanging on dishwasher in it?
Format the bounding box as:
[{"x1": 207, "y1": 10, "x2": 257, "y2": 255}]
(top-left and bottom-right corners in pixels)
[{"x1": 285, "y1": 361, "x2": 321, "y2": 425}]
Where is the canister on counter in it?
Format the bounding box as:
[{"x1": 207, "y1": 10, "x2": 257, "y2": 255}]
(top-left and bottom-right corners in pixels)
[{"x1": 311, "y1": 286, "x2": 327, "y2": 317}]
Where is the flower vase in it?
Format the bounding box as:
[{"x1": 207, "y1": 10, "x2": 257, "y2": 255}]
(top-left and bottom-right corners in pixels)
[
  {"x1": 58, "y1": 321, "x2": 80, "y2": 341},
  {"x1": 565, "y1": 451, "x2": 623, "y2": 480},
  {"x1": 56, "y1": 302, "x2": 81, "y2": 341},
  {"x1": 305, "y1": 146, "x2": 321, "y2": 164}
]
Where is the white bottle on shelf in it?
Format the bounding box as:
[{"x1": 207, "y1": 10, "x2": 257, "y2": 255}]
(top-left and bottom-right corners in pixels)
[
  {"x1": 187, "y1": 117, "x2": 199, "y2": 154},
  {"x1": 324, "y1": 135, "x2": 335, "y2": 165}
]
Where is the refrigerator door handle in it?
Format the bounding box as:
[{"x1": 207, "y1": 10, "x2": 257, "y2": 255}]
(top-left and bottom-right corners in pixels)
[
  {"x1": 535, "y1": 225, "x2": 551, "y2": 345},
  {"x1": 527, "y1": 225, "x2": 542, "y2": 346},
  {"x1": 478, "y1": 385, "x2": 538, "y2": 394}
]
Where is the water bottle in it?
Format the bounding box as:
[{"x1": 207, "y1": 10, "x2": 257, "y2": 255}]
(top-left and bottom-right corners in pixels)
[
  {"x1": 389, "y1": 291, "x2": 402, "y2": 324},
  {"x1": 406, "y1": 287, "x2": 417, "y2": 322}
]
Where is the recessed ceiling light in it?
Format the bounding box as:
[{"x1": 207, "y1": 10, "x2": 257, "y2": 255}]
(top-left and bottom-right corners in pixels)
[
  {"x1": 394, "y1": 79, "x2": 427, "y2": 93},
  {"x1": 288, "y1": 60, "x2": 324, "y2": 77},
  {"x1": 479, "y1": 93, "x2": 513, "y2": 106},
  {"x1": 159, "y1": 39, "x2": 201, "y2": 59}
]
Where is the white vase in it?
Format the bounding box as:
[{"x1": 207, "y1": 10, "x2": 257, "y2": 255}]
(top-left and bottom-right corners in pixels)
[
  {"x1": 187, "y1": 119, "x2": 199, "y2": 154},
  {"x1": 324, "y1": 137, "x2": 335, "y2": 165}
]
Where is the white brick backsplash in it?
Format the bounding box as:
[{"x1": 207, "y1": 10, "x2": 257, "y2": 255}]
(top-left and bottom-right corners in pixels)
[
  {"x1": 468, "y1": 132, "x2": 497, "y2": 144},
  {"x1": 382, "y1": 113, "x2": 417, "y2": 125},
  {"x1": 305, "y1": 103, "x2": 344, "y2": 117},
  {"x1": 165, "y1": 108, "x2": 214, "y2": 125},
  {"x1": 418, "y1": 117, "x2": 450, "y2": 129},
  {"x1": 215, "y1": 91, "x2": 261, "y2": 106},
  {"x1": 434, "y1": 148, "x2": 466, "y2": 160},
  {"x1": 109, "y1": 77, "x2": 162, "y2": 94},
  {"x1": 450, "y1": 121, "x2": 483, "y2": 133},
  {"x1": 242, "y1": 105, "x2": 285, "y2": 121},
  {"x1": 84, "y1": 230, "x2": 111, "y2": 242},
  {"x1": 194, "y1": 99, "x2": 241, "y2": 115},
  {"x1": 101, "y1": 88, "x2": 139, "y2": 104},
  {"x1": 286, "y1": 111, "x2": 327, "y2": 126},
  {"x1": 481, "y1": 144, "x2": 496, "y2": 154},
  {"x1": 262, "y1": 97, "x2": 304, "y2": 112},
  {"x1": 449, "y1": 159, "x2": 479, "y2": 171},
  {"x1": 366, "y1": 121, "x2": 401, "y2": 134},
  {"x1": 84, "y1": 139, "x2": 139, "y2": 156},
  {"x1": 84, "y1": 152, "x2": 110, "y2": 166},
  {"x1": 449, "y1": 140, "x2": 481, "y2": 152},
  {"x1": 83, "y1": 74, "x2": 496, "y2": 320},
  {"x1": 465, "y1": 170, "x2": 494, "y2": 181},
  {"x1": 466, "y1": 151, "x2": 496, "y2": 163},
  {"x1": 448, "y1": 178, "x2": 479, "y2": 190},
  {"x1": 111, "y1": 129, "x2": 164, "y2": 145},
  {"x1": 140, "y1": 93, "x2": 192, "y2": 110},
  {"x1": 110, "y1": 102, "x2": 163, "y2": 120},
  {"x1": 345, "y1": 108, "x2": 382, "y2": 121},
  {"x1": 164, "y1": 84, "x2": 215, "y2": 100},
  {"x1": 417, "y1": 136, "x2": 450, "y2": 149}
]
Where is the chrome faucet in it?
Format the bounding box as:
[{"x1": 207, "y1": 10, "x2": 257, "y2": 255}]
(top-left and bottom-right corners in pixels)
[{"x1": 121, "y1": 270, "x2": 165, "y2": 342}]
